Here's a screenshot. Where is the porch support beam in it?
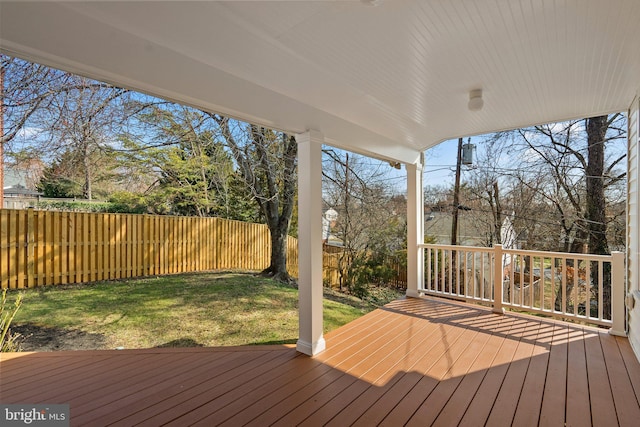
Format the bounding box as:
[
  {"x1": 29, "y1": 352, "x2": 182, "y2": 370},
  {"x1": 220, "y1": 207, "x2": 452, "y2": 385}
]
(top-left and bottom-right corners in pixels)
[
  {"x1": 295, "y1": 130, "x2": 326, "y2": 356},
  {"x1": 406, "y1": 155, "x2": 424, "y2": 298}
]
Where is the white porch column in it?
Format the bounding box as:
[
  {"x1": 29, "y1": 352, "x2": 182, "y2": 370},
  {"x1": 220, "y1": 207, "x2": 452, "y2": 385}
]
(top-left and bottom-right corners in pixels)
[
  {"x1": 406, "y1": 155, "x2": 424, "y2": 298},
  {"x1": 295, "y1": 130, "x2": 326, "y2": 356}
]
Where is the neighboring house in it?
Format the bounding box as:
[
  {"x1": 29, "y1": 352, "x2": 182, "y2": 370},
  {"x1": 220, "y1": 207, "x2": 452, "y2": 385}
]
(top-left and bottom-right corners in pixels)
[
  {"x1": 425, "y1": 210, "x2": 487, "y2": 247},
  {"x1": 3, "y1": 166, "x2": 43, "y2": 209}
]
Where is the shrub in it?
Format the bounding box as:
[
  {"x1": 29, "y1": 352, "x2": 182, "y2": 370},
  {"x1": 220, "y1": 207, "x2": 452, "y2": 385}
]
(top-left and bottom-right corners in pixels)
[{"x1": 1, "y1": 289, "x2": 24, "y2": 352}]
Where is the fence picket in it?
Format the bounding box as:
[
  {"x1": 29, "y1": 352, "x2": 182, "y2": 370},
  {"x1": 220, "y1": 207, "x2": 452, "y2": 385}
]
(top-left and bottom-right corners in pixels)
[
  {"x1": 26, "y1": 209, "x2": 35, "y2": 288},
  {"x1": 15, "y1": 211, "x2": 25, "y2": 289}
]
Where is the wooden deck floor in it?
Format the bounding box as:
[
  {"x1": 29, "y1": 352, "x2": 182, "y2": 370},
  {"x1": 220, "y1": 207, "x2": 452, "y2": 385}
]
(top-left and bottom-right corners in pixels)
[{"x1": 1, "y1": 297, "x2": 639, "y2": 426}]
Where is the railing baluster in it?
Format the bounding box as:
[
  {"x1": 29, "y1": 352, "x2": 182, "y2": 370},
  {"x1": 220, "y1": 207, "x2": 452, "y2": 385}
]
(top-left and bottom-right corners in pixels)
[
  {"x1": 479, "y1": 252, "x2": 483, "y2": 299},
  {"x1": 518, "y1": 255, "x2": 524, "y2": 307},
  {"x1": 522, "y1": 256, "x2": 534, "y2": 308},
  {"x1": 426, "y1": 247, "x2": 431, "y2": 291},
  {"x1": 433, "y1": 248, "x2": 438, "y2": 292},
  {"x1": 509, "y1": 252, "x2": 515, "y2": 305},
  {"x1": 573, "y1": 257, "x2": 579, "y2": 316},
  {"x1": 598, "y1": 260, "x2": 604, "y2": 321},
  {"x1": 561, "y1": 257, "x2": 567, "y2": 315},
  {"x1": 551, "y1": 257, "x2": 556, "y2": 313},
  {"x1": 435, "y1": 248, "x2": 439, "y2": 292},
  {"x1": 464, "y1": 251, "x2": 469, "y2": 298},
  {"x1": 586, "y1": 260, "x2": 591, "y2": 319},
  {"x1": 492, "y1": 245, "x2": 503, "y2": 313},
  {"x1": 440, "y1": 248, "x2": 445, "y2": 293},
  {"x1": 540, "y1": 257, "x2": 545, "y2": 310},
  {"x1": 456, "y1": 250, "x2": 461, "y2": 296}
]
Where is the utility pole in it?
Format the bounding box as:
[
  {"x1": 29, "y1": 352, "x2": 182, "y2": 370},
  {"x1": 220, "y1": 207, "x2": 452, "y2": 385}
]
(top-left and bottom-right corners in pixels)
[
  {"x1": 451, "y1": 137, "x2": 463, "y2": 245},
  {"x1": 449, "y1": 137, "x2": 463, "y2": 292}
]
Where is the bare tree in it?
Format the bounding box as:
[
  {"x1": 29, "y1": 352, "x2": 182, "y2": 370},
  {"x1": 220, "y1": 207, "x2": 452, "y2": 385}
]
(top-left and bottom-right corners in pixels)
[
  {"x1": 480, "y1": 115, "x2": 626, "y2": 316},
  {"x1": 41, "y1": 76, "x2": 129, "y2": 199},
  {"x1": 322, "y1": 149, "x2": 405, "y2": 294},
  {"x1": 213, "y1": 116, "x2": 297, "y2": 282},
  {"x1": 483, "y1": 115, "x2": 626, "y2": 254},
  {"x1": 1, "y1": 56, "x2": 71, "y2": 199},
  {"x1": 2, "y1": 56, "x2": 132, "y2": 200}
]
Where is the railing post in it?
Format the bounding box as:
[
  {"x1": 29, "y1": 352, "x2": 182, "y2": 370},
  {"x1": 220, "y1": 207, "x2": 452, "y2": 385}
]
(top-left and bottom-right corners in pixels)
[
  {"x1": 493, "y1": 244, "x2": 504, "y2": 314},
  {"x1": 610, "y1": 251, "x2": 626, "y2": 336}
]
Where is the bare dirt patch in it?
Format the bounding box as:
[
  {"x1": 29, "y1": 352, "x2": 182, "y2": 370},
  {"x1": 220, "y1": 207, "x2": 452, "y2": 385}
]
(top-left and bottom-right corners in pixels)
[{"x1": 11, "y1": 324, "x2": 107, "y2": 352}]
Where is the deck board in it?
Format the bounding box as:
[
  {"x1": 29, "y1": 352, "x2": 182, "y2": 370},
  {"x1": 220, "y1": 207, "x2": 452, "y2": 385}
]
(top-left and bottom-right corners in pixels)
[
  {"x1": 599, "y1": 333, "x2": 640, "y2": 426},
  {"x1": 616, "y1": 335, "x2": 640, "y2": 403},
  {"x1": 538, "y1": 324, "x2": 569, "y2": 426},
  {"x1": 565, "y1": 328, "x2": 592, "y2": 427},
  {"x1": 1, "y1": 296, "x2": 639, "y2": 426},
  {"x1": 584, "y1": 328, "x2": 619, "y2": 426}
]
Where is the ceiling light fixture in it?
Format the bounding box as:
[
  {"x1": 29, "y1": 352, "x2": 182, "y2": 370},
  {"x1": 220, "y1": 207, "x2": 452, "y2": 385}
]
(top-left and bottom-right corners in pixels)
[{"x1": 468, "y1": 89, "x2": 484, "y2": 111}]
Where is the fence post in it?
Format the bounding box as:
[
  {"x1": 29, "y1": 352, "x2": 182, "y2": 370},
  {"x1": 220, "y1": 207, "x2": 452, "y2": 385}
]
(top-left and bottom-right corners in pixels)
[
  {"x1": 609, "y1": 251, "x2": 626, "y2": 336},
  {"x1": 493, "y1": 244, "x2": 504, "y2": 314}
]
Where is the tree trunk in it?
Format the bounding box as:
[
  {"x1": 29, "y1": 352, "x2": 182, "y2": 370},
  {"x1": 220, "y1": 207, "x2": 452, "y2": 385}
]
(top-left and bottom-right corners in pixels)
[
  {"x1": 264, "y1": 225, "x2": 289, "y2": 281},
  {"x1": 557, "y1": 116, "x2": 611, "y2": 314},
  {"x1": 492, "y1": 181, "x2": 502, "y2": 244},
  {"x1": 82, "y1": 143, "x2": 92, "y2": 200},
  {"x1": 586, "y1": 115, "x2": 609, "y2": 255},
  {"x1": 586, "y1": 115, "x2": 611, "y2": 318},
  {"x1": 569, "y1": 225, "x2": 588, "y2": 253}
]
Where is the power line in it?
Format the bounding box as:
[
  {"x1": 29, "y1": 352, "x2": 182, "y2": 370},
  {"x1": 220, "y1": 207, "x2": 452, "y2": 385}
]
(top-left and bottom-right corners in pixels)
[{"x1": 429, "y1": 204, "x2": 619, "y2": 233}]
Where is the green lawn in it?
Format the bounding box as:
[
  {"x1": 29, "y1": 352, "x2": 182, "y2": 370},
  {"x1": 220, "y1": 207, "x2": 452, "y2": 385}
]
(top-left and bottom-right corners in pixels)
[{"x1": 7, "y1": 272, "x2": 389, "y2": 350}]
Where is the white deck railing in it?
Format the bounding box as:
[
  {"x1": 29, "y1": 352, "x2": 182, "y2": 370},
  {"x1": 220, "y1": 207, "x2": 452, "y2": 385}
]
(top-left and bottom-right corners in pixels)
[{"x1": 420, "y1": 244, "x2": 625, "y2": 334}]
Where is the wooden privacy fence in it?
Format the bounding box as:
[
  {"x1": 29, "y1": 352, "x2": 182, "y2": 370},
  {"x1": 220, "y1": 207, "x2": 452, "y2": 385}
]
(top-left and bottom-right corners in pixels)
[{"x1": 0, "y1": 209, "x2": 302, "y2": 289}]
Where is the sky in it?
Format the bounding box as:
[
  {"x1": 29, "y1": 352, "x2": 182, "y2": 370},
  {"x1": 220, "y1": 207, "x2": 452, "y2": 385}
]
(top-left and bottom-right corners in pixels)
[
  {"x1": 378, "y1": 137, "x2": 479, "y2": 195},
  {"x1": 423, "y1": 138, "x2": 468, "y2": 186}
]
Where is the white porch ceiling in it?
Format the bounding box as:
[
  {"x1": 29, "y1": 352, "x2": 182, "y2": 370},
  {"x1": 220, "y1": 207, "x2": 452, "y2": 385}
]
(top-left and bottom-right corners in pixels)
[{"x1": 1, "y1": 0, "x2": 639, "y2": 164}]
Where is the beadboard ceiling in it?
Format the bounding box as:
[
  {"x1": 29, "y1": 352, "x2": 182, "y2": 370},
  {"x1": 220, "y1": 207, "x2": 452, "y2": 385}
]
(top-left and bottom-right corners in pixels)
[{"x1": 1, "y1": 0, "x2": 639, "y2": 164}]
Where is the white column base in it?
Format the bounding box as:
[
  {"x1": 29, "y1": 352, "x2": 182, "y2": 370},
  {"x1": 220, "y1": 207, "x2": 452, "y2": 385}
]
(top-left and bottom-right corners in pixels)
[
  {"x1": 406, "y1": 289, "x2": 421, "y2": 298},
  {"x1": 296, "y1": 337, "x2": 326, "y2": 356},
  {"x1": 608, "y1": 328, "x2": 627, "y2": 337}
]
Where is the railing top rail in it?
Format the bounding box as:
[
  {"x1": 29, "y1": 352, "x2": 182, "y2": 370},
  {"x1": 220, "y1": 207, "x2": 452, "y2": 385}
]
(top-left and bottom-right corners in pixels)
[
  {"x1": 420, "y1": 243, "x2": 492, "y2": 252},
  {"x1": 420, "y1": 243, "x2": 613, "y2": 261},
  {"x1": 501, "y1": 247, "x2": 613, "y2": 261}
]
